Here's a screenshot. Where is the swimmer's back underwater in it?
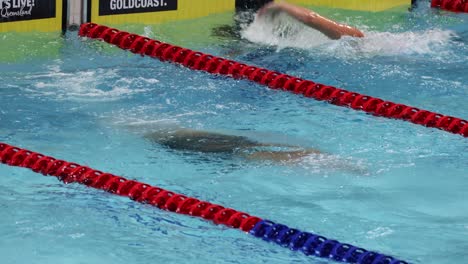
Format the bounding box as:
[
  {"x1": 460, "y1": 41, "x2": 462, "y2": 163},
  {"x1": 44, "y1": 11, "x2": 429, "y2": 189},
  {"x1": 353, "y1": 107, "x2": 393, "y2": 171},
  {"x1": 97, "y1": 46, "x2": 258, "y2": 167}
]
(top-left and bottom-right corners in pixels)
[{"x1": 145, "y1": 129, "x2": 320, "y2": 163}]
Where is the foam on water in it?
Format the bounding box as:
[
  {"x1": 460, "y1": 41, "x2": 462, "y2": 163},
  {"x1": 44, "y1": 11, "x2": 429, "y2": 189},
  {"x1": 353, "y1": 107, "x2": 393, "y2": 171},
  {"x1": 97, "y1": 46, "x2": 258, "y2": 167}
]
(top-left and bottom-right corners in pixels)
[
  {"x1": 242, "y1": 11, "x2": 458, "y2": 59},
  {"x1": 26, "y1": 65, "x2": 152, "y2": 102},
  {"x1": 242, "y1": 12, "x2": 332, "y2": 49},
  {"x1": 324, "y1": 29, "x2": 458, "y2": 59}
]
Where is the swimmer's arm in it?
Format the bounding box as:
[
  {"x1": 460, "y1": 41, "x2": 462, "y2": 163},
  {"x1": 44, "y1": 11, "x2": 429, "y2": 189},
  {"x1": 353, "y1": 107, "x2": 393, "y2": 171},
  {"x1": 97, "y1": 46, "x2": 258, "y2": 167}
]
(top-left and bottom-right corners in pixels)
[{"x1": 259, "y1": 1, "x2": 364, "y2": 39}]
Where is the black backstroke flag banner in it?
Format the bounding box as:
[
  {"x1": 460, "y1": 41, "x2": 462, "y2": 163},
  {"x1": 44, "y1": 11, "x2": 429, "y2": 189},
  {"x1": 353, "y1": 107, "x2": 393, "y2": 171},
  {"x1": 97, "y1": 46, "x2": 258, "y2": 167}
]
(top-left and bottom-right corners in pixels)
[
  {"x1": 0, "y1": 0, "x2": 56, "y2": 23},
  {"x1": 99, "y1": 0, "x2": 177, "y2": 16}
]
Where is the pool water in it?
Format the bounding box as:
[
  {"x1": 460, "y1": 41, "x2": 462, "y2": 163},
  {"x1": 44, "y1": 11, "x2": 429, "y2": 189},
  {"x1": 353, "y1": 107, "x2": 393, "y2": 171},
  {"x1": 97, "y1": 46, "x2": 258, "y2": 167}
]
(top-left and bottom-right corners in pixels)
[{"x1": 1, "y1": 3, "x2": 467, "y2": 264}]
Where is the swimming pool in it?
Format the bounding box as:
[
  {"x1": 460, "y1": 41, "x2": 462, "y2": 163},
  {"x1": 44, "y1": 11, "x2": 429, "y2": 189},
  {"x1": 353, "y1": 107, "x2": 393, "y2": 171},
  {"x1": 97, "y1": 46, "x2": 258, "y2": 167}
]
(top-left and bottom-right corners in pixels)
[{"x1": 1, "y1": 3, "x2": 467, "y2": 264}]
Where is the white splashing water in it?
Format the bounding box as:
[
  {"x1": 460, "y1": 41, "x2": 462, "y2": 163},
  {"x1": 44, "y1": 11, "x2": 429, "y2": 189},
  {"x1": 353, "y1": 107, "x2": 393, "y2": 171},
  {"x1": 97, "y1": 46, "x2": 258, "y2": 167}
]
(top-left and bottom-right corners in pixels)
[
  {"x1": 28, "y1": 65, "x2": 154, "y2": 102},
  {"x1": 242, "y1": 12, "x2": 332, "y2": 49},
  {"x1": 325, "y1": 29, "x2": 457, "y2": 59},
  {"x1": 241, "y1": 12, "x2": 457, "y2": 58}
]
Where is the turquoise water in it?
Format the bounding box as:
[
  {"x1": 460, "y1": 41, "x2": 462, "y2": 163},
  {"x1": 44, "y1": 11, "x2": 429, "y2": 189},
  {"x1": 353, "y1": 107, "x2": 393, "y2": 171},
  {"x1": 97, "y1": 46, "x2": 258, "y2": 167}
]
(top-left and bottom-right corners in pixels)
[{"x1": 1, "y1": 3, "x2": 467, "y2": 264}]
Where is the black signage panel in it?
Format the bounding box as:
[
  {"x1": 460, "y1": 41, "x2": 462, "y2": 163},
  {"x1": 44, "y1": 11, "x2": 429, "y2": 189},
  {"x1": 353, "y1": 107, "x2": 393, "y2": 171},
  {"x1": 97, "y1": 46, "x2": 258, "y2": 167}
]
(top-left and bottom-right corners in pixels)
[
  {"x1": 0, "y1": 0, "x2": 56, "y2": 23},
  {"x1": 99, "y1": 0, "x2": 177, "y2": 16}
]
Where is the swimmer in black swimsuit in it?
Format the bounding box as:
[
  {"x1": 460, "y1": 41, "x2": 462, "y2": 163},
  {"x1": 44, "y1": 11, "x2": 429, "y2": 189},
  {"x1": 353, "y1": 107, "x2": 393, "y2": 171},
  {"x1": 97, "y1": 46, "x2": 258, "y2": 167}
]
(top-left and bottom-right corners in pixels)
[{"x1": 146, "y1": 128, "x2": 320, "y2": 163}]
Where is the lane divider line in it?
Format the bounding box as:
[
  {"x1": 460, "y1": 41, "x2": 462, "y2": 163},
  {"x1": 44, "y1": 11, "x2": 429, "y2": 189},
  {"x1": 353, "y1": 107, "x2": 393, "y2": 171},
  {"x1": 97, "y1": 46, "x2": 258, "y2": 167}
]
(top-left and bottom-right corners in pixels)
[
  {"x1": 0, "y1": 142, "x2": 408, "y2": 264},
  {"x1": 431, "y1": 0, "x2": 468, "y2": 12},
  {"x1": 78, "y1": 23, "x2": 468, "y2": 138}
]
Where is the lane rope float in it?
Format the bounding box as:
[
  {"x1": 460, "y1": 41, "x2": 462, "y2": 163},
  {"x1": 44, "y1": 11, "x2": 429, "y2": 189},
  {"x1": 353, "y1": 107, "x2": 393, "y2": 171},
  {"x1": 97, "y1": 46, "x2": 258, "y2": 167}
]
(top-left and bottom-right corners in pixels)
[
  {"x1": 431, "y1": 0, "x2": 468, "y2": 12},
  {"x1": 78, "y1": 23, "x2": 468, "y2": 138},
  {"x1": 0, "y1": 142, "x2": 409, "y2": 264}
]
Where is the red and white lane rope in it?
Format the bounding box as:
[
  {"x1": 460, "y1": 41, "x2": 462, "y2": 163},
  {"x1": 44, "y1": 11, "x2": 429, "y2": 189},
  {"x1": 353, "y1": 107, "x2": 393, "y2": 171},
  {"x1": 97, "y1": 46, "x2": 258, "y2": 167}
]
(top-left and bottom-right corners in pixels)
[
  {"x1": 0, "y1": 142, "x2": 409, "y2": 263},
  {"x1": 78, "y1": 23, "x2": 468, "y2": 138}
]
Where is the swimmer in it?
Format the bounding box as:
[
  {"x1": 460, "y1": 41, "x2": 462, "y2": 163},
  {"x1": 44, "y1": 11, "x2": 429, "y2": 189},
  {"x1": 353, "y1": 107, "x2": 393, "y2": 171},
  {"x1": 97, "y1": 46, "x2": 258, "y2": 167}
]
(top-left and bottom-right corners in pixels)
[
  {"x1": 142, "y1": 128, "x2": 367, "y2": 173},
  {"x1": 258, "y1": 1, "x2": 364, "y2": 39},
  {"x1": 145, "y1": 128, "x2": 320, "y2": 163}
]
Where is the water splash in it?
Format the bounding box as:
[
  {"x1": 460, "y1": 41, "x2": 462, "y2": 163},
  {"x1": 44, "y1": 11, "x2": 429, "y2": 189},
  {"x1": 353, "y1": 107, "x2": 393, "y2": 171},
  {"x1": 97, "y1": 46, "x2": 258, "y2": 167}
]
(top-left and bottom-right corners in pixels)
[
  {"x1": 27, "y1": 66, "x2": 152, "y2": 102},
  {"x1": 241, "y1": 12, "x2": 331, "y2": 49},
  {"x1": 241, "y1": 11, "x2": 458, "y2": 59},
  {"x1": 326, "y1": 29, "x2": 457, "y2": 59}
]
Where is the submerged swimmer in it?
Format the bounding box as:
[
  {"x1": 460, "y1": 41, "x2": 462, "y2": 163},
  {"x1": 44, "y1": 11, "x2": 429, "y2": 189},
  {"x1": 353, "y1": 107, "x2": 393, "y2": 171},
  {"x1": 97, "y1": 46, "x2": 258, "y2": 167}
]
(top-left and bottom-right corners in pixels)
[
  {"x1": 258, "y1": 1, "x2": 364, "y2": 39},
  {"x1": 143, "y1": 128, "x2": 366, "y2": 173},
  {"x1": 146, "y1": 128, "x2": 320, "y2": 163}
]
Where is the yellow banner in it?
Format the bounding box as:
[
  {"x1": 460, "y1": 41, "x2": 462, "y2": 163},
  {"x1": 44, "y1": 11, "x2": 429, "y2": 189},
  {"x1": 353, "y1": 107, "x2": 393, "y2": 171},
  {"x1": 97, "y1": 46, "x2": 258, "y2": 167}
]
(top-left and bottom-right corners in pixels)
[
  {"x1": 289, "y1": 0, "x2": 411, "y2": 12},
  {"x1": 0, "y1": 0, "x2": 410, "y2": 32},
  {"x1": 90, "y1": 0, "x2": 411, "y2": 27},
  {"x1": 91, "y1": 0, "x2": 235, "y2": 25},
  {"x1": 0, "y1": 0, "x2": 63, "y2": 32}
]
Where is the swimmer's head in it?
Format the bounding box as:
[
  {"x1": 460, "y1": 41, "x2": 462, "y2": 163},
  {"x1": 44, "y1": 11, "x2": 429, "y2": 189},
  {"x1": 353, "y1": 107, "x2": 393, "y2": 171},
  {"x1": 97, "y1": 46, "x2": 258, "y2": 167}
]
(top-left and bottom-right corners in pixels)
[{"x1": 235, "y1": 0, "x2": 274, "y2": 12}]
